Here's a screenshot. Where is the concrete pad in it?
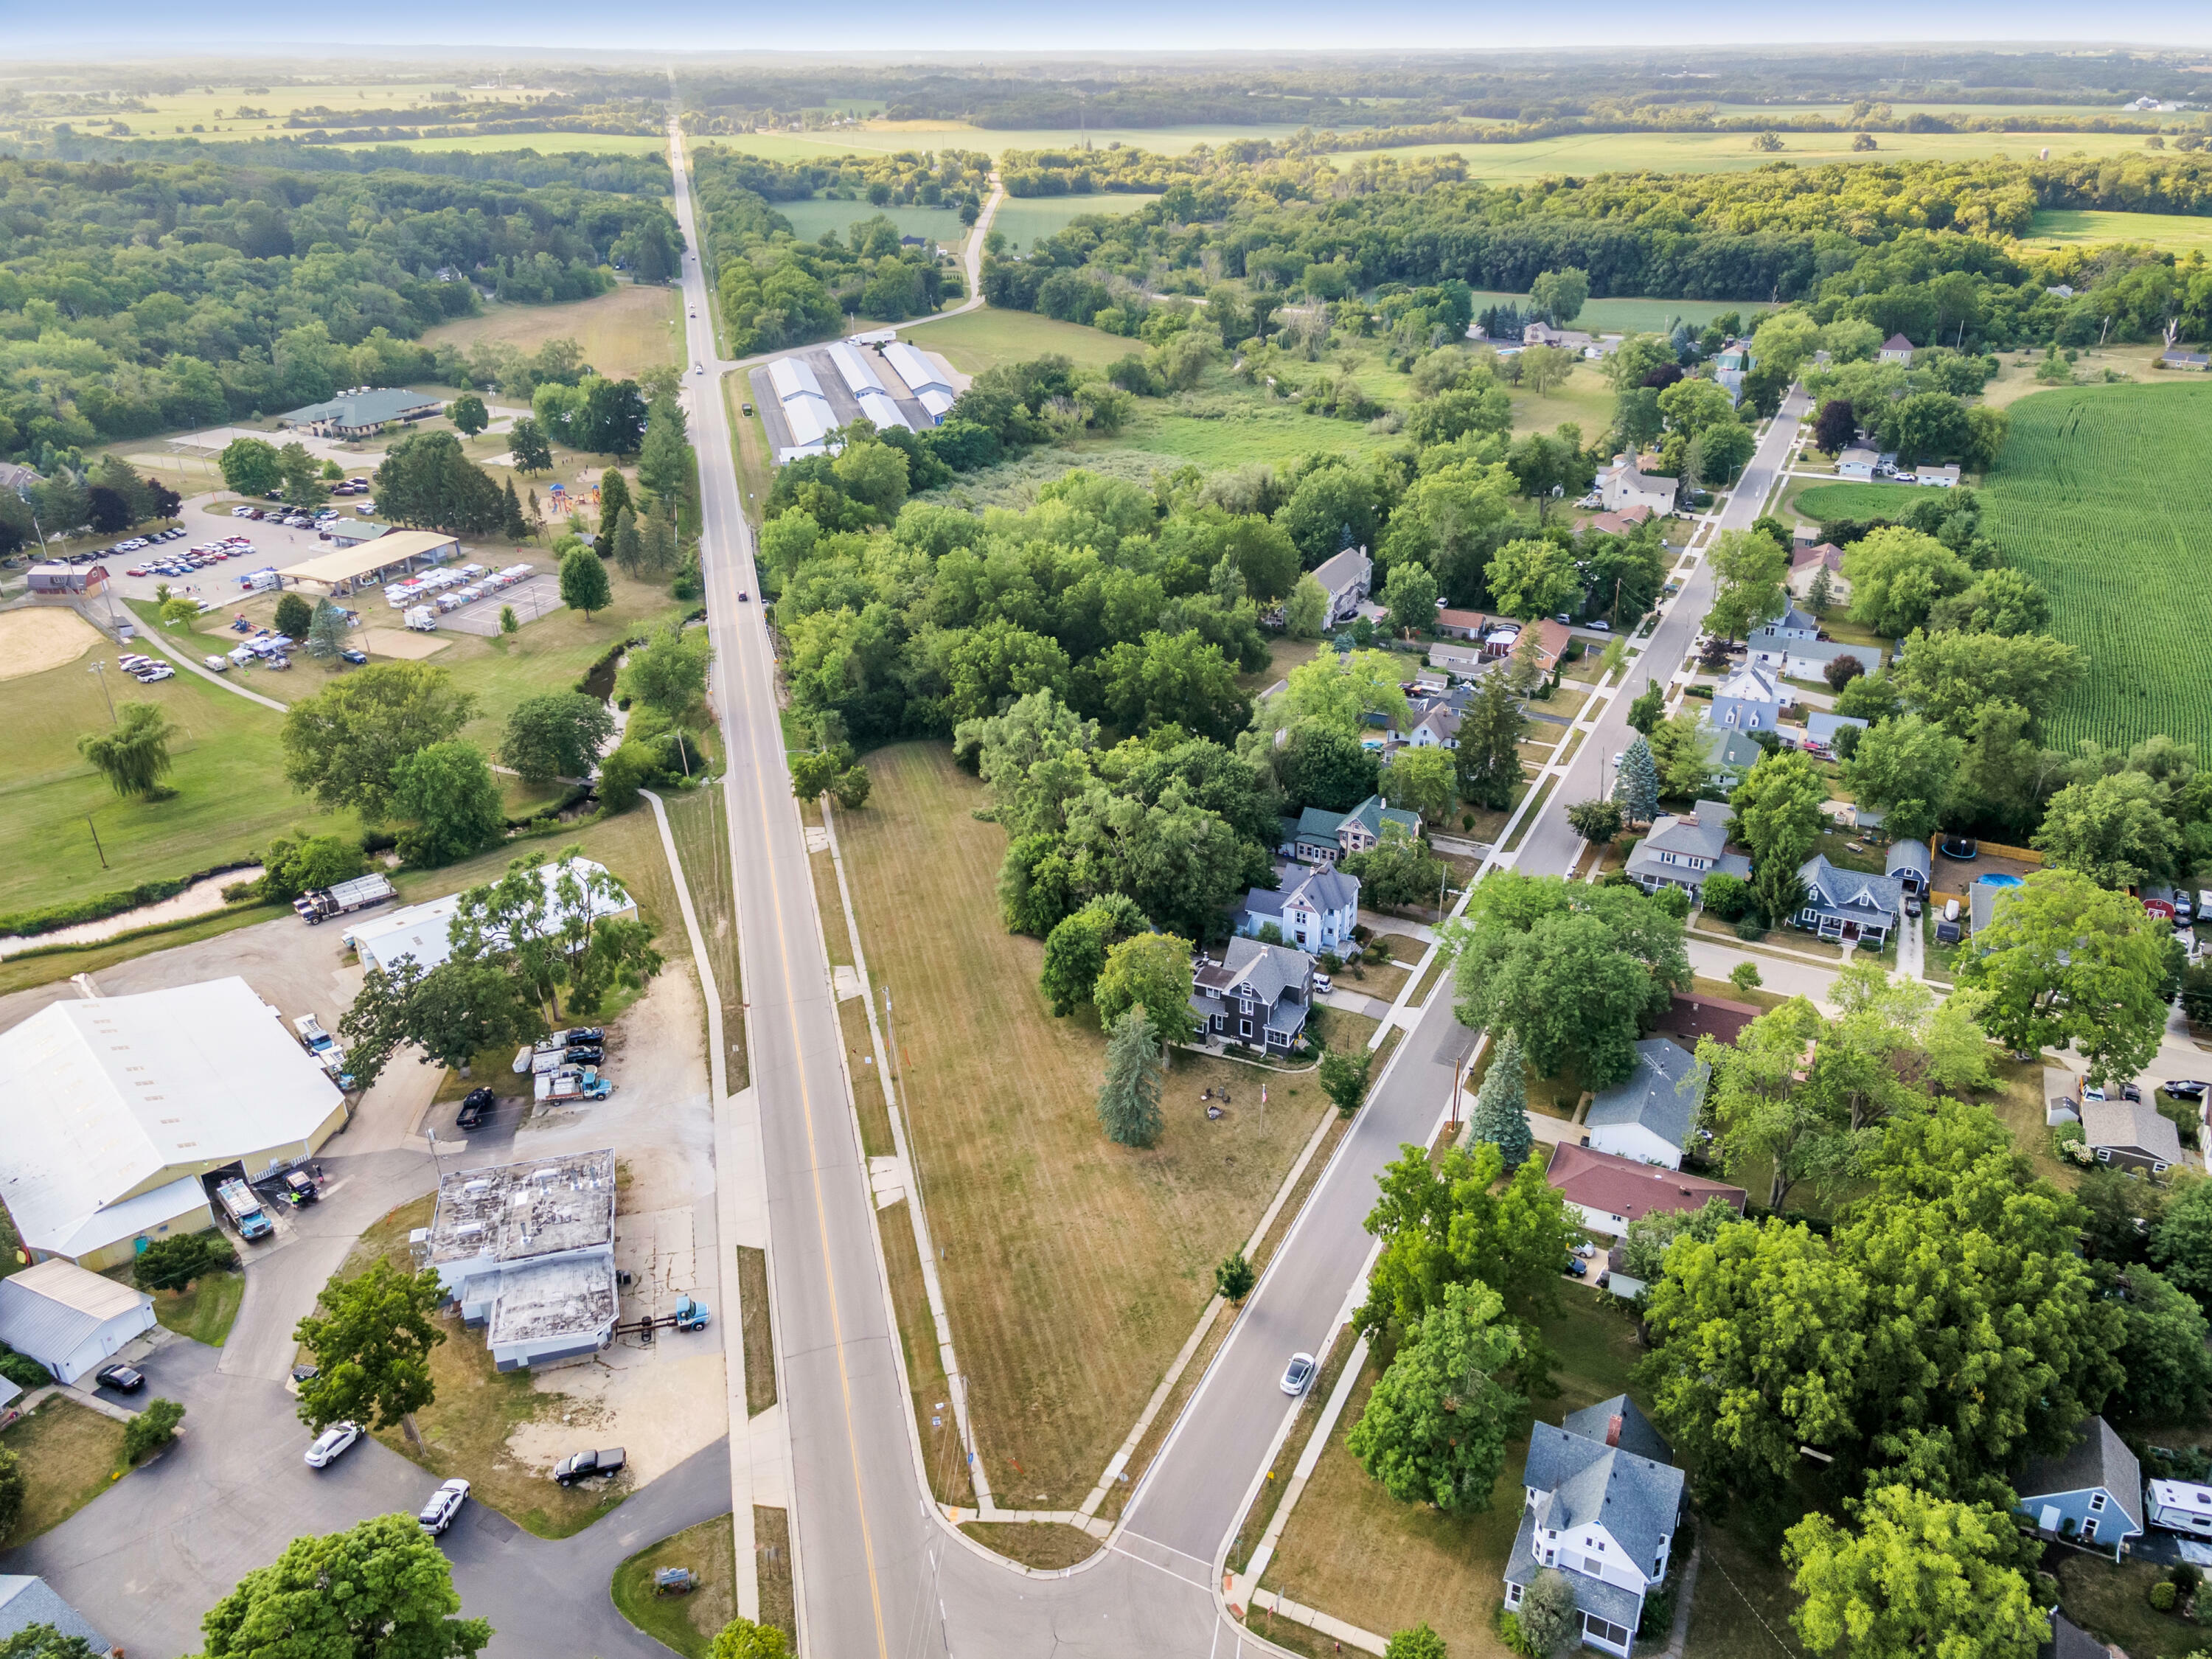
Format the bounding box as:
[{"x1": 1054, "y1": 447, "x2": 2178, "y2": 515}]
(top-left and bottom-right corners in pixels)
[{"x1": 832, "y1": 964, "x2": 865, "y2": 1001}]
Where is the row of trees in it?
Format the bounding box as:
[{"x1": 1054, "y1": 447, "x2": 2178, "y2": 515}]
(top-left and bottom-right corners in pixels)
[{"x1": 0, "y1": 453, "x2": 181, "y2": 553}]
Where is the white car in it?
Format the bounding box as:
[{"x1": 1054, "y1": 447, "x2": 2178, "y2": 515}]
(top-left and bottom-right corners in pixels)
[
  {"x1": 418, "y1": 1477, "x2": 470, "y2": 1534},
  {"x1": 1280, "y1": 1352, "x2": 1317, "y2": 1396},
  {"x1": 132, "y1": 664, "x2": 175, "y2": 683},
  {"x1": 304, "y1": 1421, "x2": 361, "y2": 1468}
]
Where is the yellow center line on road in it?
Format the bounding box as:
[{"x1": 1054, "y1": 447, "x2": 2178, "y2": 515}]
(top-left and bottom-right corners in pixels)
[{"x1": 683, "y1": 110, "x2": 892, "y2": 1657}]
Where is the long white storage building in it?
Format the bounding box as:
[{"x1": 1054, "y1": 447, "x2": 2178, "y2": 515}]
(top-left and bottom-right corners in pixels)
[
  {"x1": 827, "y1": 341, "x2": 911, "y2": 432},
  {"x1": 768, "y1": 356, "x2": 838, "y2": 462},
  {"x1": 882, "y1": 341, "x2": 958, "y2": 425},
  {"x1": 344, "y1": 857, "x2": 635, "y2": 977}
]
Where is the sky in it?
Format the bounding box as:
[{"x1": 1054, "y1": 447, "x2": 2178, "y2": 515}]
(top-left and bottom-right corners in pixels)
[{"x1": 10, "y1": 2, "x2": 2212, "y2": 55}]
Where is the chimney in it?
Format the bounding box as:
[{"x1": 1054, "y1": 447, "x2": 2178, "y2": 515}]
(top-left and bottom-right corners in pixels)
[{"x1": 1606, "y1": 1414, "x2": 1623, "y2": 1448}]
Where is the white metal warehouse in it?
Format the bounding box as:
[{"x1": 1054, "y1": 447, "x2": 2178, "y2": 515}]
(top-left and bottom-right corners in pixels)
[
  {"x1": 827, "y1": 341, "x2": 911, "y2": 432},
  {"x1": 767, "y1": 355, "x2": 838, "y2": 462},
  {"x1": 344, "y1": 857, "x2": 636, "y2": 977},
  {"x1": 0, "y1": 978, "x2": 348, "y2": 1270},
  {"x1": 0, "y1": 1259, "x2": 156, "y2": 1385},
  {"x1": 881, "y1": 341, "x2": 958, "y2": 424}
]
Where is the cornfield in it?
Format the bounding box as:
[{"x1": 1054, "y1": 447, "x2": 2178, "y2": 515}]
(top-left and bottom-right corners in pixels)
[{"x1": 1981, "y1": 382, "x2": 2212, "y2": 754}]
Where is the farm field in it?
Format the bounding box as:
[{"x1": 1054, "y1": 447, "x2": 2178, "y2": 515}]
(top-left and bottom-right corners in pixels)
[
  {"x1": 1791, "y1": 480, "x2": 1937, "y2": 521},
  {"x1": 18, "y1": 80, "x2": 555, "y2": 139},
  {"x1": 2025, "y1": 209, "x2": 2212, "y2": 255},
  {"x1": 992, "y1": 192, "x2": 1161, "y2": 251},
  {"x1": 693, "y1": 121, "x2": 1311, "y2": 164},
  {"x1": 771, "y1": 198, "x2": 968, "y2": 247},
  {"x1": 916, "y1": 307, "x2": 1133, "y2": 375},
  {"x1": 1326, "y1": 125, "x2": 2161, "y2": 181},
  {"x1": 420, "y1": 284, "x2": 682, "y2": 383},
  {"x1": 830, "y1": 742, "x2": 1340, "y2": 1507},
  {"x1": 1980, "y1": 382, "x2": 2212, "y2": 753},
  {"x1": 337, "y1": 131, "x2": 669, "y2": 155}
]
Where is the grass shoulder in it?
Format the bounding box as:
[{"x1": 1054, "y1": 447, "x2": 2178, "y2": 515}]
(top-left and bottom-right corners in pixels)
[
  {"x1": 610, "y1": 1512, "x2": 737, "y2": 1659},
  {"x1": 0, "y1": 1396, "x2": 131, "y2": 1545},
  {"x1": 959, "y1": 1520, "x2": 1102, "y2": 1571}
]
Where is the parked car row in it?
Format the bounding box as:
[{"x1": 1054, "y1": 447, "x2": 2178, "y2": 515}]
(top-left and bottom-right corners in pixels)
[
  {"x1": 128, "y1": 537, "x2": 257, "y2": 579},
  {"x1": 116, "y1": 653, "x2": 174, "y2": 684}
]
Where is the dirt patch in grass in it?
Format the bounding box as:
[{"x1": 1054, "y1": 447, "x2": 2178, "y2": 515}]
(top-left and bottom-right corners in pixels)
[
  {"x1": 344, "y1": 1194, "x2": 625, "y2": 1539},
  {"x1": 736, "y1": 1245, "x2": 776, "y2": 1418},
  {"x1": 959, "y1": 1520, "x2": 1102, "y2": 1569},
  {"x1": 754, "y1": 1505, "x2": 796, "y2": 1644},
  {"x1": 1256, "y1": 1299, "x2": 1646, "y2": 1657},
  {"x1": 878, "y1": 1197, "x2": 974, "y2": 1509},
  {"x1": 610, "y1": 1512, "x2": 737, "y2": 1659},
  {"x1": 0, "y1": 1396, "x2": 131, "y2": 1543},
  {"x1": 834, "y1": 743, "x2": 1331, "y2": 1508}
]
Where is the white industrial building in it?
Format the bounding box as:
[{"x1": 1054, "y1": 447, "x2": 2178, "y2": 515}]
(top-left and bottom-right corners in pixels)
[
  {"x1": 413, "y1": 1148, "x2": 619, "y2": 1371},
  {"x1": 768, "y1": 355, "x2": 838, "y2": 462},
  {"x1": 344, "y1": 857, "x2": 635, "y2": 977},
  {"x1": 0, "y1": 1258, "x2": 156, "y2": 1385},
  {"x1": 827, "y1": 341, "x2": 911, "y2": 432},
  {"x1": 0, "y1": 978, "x2": 348, "y2": 1270},
  {"x1": 881, "y1": 341, "x2": 958, "y2": 424}
]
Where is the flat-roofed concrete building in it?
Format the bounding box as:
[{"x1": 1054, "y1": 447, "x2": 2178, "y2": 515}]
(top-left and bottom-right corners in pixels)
[
  {"x1": 414, "y1": 1148, "x2": 619, "y2": 1371},
  {"x1": 0, "y1": 978, "x2": 347, "y2": 1270}
]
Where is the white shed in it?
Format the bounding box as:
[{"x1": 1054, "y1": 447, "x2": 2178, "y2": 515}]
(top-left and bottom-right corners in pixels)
[{"x1": 0, "y1": 1259, "x2": 155, "y2": 1385}]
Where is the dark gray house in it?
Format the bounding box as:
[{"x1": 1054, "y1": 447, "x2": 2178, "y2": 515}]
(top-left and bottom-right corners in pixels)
[
  {"x1": 1190, "y1": 937, "x2": 1315, "y2": 1053},
  {"x1": 2081, "y1": 1096, "x2": 2185, "y2": 1176},
  {"x1": 0, "y1": 1576, "x2": 112, "y2": 1653},
  {"x1": 1504, "y1": 1396, "x2": 1686, "y2": 1656},
  {"x1": 1792, "y1": 855, "x2": 1904, "y2": 947}
]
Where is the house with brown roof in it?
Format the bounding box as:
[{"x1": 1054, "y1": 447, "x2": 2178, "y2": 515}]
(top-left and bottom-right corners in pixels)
[
  {"x1": 1878, "y1": 333, "x2": 1916, "y2": 364},
  {"x1": 1433, "y1": 608, "x2": 1487, "y2": 641},
  {"x1": 1545, "y1": 1143, "x2": 1746, "y2": 1238},
  {"x1": 1787, "y1": 542, "x2": 1850, "y2": 605},
  {"x1": 1584, "y1": 507, "x2": 1653, "y2": 538}
]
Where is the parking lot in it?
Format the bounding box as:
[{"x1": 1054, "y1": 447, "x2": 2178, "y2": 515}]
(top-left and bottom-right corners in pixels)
[{"x1": 442, "y1": 572, "x2": 561, "y2": 635}]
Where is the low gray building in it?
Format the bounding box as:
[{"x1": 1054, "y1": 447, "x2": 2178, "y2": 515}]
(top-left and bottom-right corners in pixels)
[
  {"x1": 0, "y1": 1576, "x2": 112, "y2": 1654},
  {"x1": 1885, "y1": 838, "x2": 1930, "y2": 897},
  {"x1": 2081, "y1": 1096, "x2": 2185, "y2": 1176},
  {"x1": 278, "y1": 388, "x2": 442, "y2": 438},
  {"x1": 1584, "y1": 1040, "x2": 1709, "y2": 1171},
  {"x1": 414, "y1": 1149, "x2": 619, "y2": 1371}
]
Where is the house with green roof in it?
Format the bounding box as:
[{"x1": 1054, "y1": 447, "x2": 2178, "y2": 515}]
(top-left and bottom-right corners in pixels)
[{"x1": 1279, "y1": 794, "x2": 1422, "y2": 866}]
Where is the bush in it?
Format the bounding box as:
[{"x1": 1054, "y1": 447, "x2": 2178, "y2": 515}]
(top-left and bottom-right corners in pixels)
[
  {"x1": 134, "y1": 1231, "x2": 237, "y2": 1293},
  {"x1": 1701, "y1": 872, "x2": 1752, "y2": 921},
  {"x1": 2152, "y1": 1581, "x2": 2179, "y2": 1613},
  {"x1": 1734, "y1": 916, "x2": 1766, "y2": 941},
  {"x1": 122, "y1": 1397, "x2": 185, "y2": 1464},
  {"x1": 0, "y1": 1343, "x2": 49, "y2": 1391}
]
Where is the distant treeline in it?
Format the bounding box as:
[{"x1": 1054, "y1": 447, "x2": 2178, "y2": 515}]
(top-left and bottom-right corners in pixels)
[{"x1": 23, "y1": 128, "x2": 670, "y2": 193}]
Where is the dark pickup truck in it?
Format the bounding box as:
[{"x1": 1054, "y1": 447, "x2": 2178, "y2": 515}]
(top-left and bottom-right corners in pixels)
[{"x1": 552, "y1": 1447, "x2": 627, "y2": 1486}]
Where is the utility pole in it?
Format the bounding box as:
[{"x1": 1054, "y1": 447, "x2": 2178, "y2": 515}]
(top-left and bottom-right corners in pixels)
[
  {"x1": 86, "y1": 814, "x2": 107, "y2": 870},
  {"x1": 89, "y1": 659, "x2": 116, "y2": 724}
]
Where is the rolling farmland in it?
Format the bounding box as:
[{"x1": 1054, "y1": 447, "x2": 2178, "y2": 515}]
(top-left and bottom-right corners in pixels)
[{"x1": 1980, "y1": 383, "x2": 2212, "y2": 753}]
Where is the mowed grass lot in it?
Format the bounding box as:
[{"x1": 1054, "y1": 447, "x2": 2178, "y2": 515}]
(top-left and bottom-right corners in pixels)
[
  {"x1": 832, "y1": 742, "x2": 1339, "y2": 1505},
  {"x1": 0, "y1": 1396, "x2": 131, "y2": 1545},
  {"x1": 0, "y1": 614, "x2": 358, "y2": 917},
  {"x1": 2026, "y1": 209, "x2": 2212, "y2": 257},
  {"x1": 919, "y1": 307, "x2": 1133, "y2": 375},
  {"x1": 611, "y1": 1513, "x2": 738, "y2": 1659},
  {"x1": 1256, "y1": 1298, "x2": 1649, "y2": 1658},
  {"x1": 421, "y1": 284, "x2": 682, "y2": 383},
  {"x1": 1470, "y1": 290, "x2": 1772, "y2": 334},
  {"x1": 772, "y1": 198, "x2": 969, "y2": 247},
  {"x1": 1791, "y1": 480, "x2": 1938, "y2": 521},
  {"x1": 992, "y1": 192, "x2": 1161, "y2": 252},
  {"x1": 1980, "y1": 382, "x2": 2212, "y2": 753}
]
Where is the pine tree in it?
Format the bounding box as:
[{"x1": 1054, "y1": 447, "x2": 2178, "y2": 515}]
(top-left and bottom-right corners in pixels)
[
  {"x1": 1455, "y1": 669, "x2": 1528, "y2": 810},
  {"x1": 501, "y1": 478, "x2": 528, "y2": 540},
  {"x1": 1806, "y1": 562, "x2": 1834, "y2": 616},
  {"x1": 639, "y1": 509, "x2": 678, "y2": 576},
  {"x1": 612, "y1": 506, "x2": 644, "y2": 577},
  {"x1": 1470, "y1": 1028, "x2": 1534, "y2": 1169},
  {"x1": 1097, "y1": 1006, "x2": 1164, "y2": 1148},
  {"x1": 306, "y1": 597, "x2": 349, "y2": 661},
  {"x1": 525, "y1": 487, "x2": 543, "y2": 535},
  {"x1": 1613, "y1": 734, "x2": 1659, "y2": 826}
]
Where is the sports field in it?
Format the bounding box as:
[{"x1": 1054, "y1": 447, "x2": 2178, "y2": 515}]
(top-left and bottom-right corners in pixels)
[{"x1": 1979, "y1": 382, "x2": 2212, "y2": 754}]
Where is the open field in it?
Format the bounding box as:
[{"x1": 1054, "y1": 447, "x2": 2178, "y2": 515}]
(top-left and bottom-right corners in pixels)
[
  {"x1": 832, "y1": 742, "x2": 1343, "y2": 1506},
  {"x1": 2026, "y1": 209, "x2": 2212, "y2": 256},
  {"x1": 698, "y1": 122, "x2": 1311, "y2": 164},
  {"x1": 611, "y1": 1513, "x2": 738, "y2": 1659},
  {"x1": 0, "y1": 615, "x2": 360, "y2": 917},
  {"x1": 1980, "y1": 382, "x2": 2212, "y2": 753},
  {"x1": 1472, "y1": 290, "x2": 1774, "y2": 334},
  {"x1": 335, "y1": 131, "x2": 670, "y2": 156},
  {"x1": 1329, "y1": 126, "x2": 2166, "y2": 182},
  {"x1": 918, "y1": 307, "x2": 1134, "y2": 375},
  {"x1": 21, "y1": 80, "x2": 561, "y2": 138},
  {"x1": 1504, "y1": 359, "x2": 1618, "y2": 439},
  {"x1": 0, "y1": 1397, "x2": 131, "y2": 1545},
  {"x1": 421, "y1": 285, "x2": 682, "y2": 383},
  {"x1": 771, "y1": 198, "x2": 967, "y2": 247},
  {"x1": 1255, "y1": 1298, "x2": 1647, "y2": 1658},
  {"x1": 992, "y1": 192, "x2": 1161, "y2": 251},
  {"x1": 1791, "y1": 480, "x2": 1935, "y2": 521}
]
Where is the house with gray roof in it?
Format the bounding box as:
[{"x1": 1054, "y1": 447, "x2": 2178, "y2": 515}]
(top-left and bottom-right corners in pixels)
[
  {"x1": 1192, "y1": 937, "x2": 1315, "y2": 1054},
  {"x1": 1749, "y1": 627, "x2": 1876, "y2": 684},
  {"x1": 1707, "y1": 726, "x2": 1764, "y2": 791},
  {"x1": 2081, "y1": 1096, "x2": 2185, "y2": 1176},
  {"x1": 1885, "y1": 838, "x2": 1930, "y2": 896},
  {"x1": 1709, "y1": 663, "x2": 1789, "y2": 733},
  {"x1": 2016, "y1": 1415, "x2": 2143, "y2": 1560},
  {"x1": 278, "y1": 387, "x2": 443, "y2": 438},
  {"x1": 0, "y1": 1577, "x2": 112, "y2": 1654},
  {"x1": 1236, "y1": 866, "x2": 1360, "y2": 956},
  {"x1": 1792, "y1": 855, "x2": 1903, "y2": 947},
  {"x1": 1585, "y1": 1040, "x2": 1709, "y2": 1170},
  {"x1": 1625, "y1": 801, "x2": 1750, "y2": 902},
  {"x1": 1504, "y1": 1398, "x2": 1686, "y2": 1656},
  {"x1": 1309, "y1": 545, "x2": 1372, "y2": 627},
  {"x1": 1801, "y1": 710, "x2": 1868, "y2": 757}
]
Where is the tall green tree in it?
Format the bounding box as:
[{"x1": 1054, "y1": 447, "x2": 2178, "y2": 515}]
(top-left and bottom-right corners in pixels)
[
  {"x1": 559, "y1": 546, "x2": 613, "y2": 619},
  {"x1": 1841, "y1": 715, "x2": 1962, "y2": 846},
  {"x1": 1284, "y1": 573, "x2": 1328, "y2": 639},
  {"x1": 292, "y1": 1261, "x2": 446, "y2": 1433},
  {"x1": 1703, "y1": 527, "x2": 1788, "y2": 641},
  {"x1": 1455, "y1": 669, "x2": 1528, "y2": 811},
  {"x1": 1346, "y1": 1279, "x2": 1528, "y2": 1512},
  {"x1": 390, "y1": 741, "x2": 506, "y2": 866},
  {"x1": 619, "y1": 622, "x2": 712, "y2": 721},
  {"x1": 1626, "y1": 677, "x2": 1666, "y2": 734},
  {"x1": 193, "y1": 1513, "x2": 491, "y2": 1659},
  {"x1": 1098, "y1": 1006, "x2": 1165, "y2": 1148},
  {"x1": 1612, "y1": 734, "x2": 1659, "y2": 826},
  {"x1": 507, "y1": 415, "x2": 553, "y2": 476},
  {"x1": 2032, "y1": 771, "x2": 2182, "y2": 889},
  {"x1": 1321, "y1": 1046, "x2": 1374, "y2": 1116},
  {"x1": 306, "y1": 598, "x2": 351, "y2": 663},
  {"x1": 1380, "y1": 746, "x2": 1456, "y2": 823},
  {"x1": 77, "y1": 701, "x2": 177, "y2": 799},
  {"x1": 1732, "y1": 749, "x2": 1828, "y2": 922},
  {"x1": 1486, "y1": 537, "x2": 1579, "y2": 622},
  {"x1": 1383, "y1": 560, "x2": 1440, "y2": 636},
  {"x1": 276, "y1": 441, "x2": 329, "y2": 509},
  {"x1": 1093, "y1": 932, "x2": 1194, "y2": 1054},
  {"x1": 337, "y1": 956, "x2": 534, "y2": 1088},
  {"x1": 374, "y1": 431, "x2": 505, "y2": 536},
  {"x1": 611, "y1": 506, "x2": 644, "y2": 577},
  {"x1": 1955, "y1": 868, "x2": 2171, "y2": 1089},
  {"x1": 280, "y1": 662, "x2": 474, "y2": 819},
  {"x1": 1357, "y1": 1138, "x2": 1579, "y2": 1341},
  {"x1": 1785, "y1": 1486, "x2": 2045, "y2": 1659},
  {"x1": 501, "y1": 692, "x2": 616, "y2": 785},
  {"x1": 448, "y1": 393, "x2": 489, "y2": 440},
  {"x1": 1039, "y1": 894, "x2": 1149, "y2": 1016},
  {"x1": 218, "y1": 436, "x2": 282, "y2": 497},
  {"x1": 1469, "y1": 1029, "x2": 1534, "y2": 1169}
]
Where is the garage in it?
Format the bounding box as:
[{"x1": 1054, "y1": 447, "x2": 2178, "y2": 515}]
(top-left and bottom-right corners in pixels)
[{"x1": 0, "y1": 1259, "x2": 156, "y2": 1386}]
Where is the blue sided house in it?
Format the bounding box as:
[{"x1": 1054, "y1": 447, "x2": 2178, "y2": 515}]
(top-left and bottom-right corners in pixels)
[{"x1": 2015, "y1": 1415, "x2": 2143, "y2": 1561}]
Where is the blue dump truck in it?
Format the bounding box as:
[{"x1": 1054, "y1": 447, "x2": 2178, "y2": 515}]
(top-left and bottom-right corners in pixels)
[{"x1": 216, "y1": 1177, "x2": 274, "y2": 1241}]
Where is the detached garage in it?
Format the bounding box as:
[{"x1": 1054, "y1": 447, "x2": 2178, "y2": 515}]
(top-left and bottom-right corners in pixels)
[{"x1": 0, "y1": 1259, "x2": 155, "y2": 1385}]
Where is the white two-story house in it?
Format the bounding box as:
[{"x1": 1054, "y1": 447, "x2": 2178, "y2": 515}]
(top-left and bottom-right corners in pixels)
[
  {"x1": 1234, "y1": 867, "x2": 1360, "y2": 956},
  {"x1": 1505, "y1": 1396, "x2": 1686, "y2": 1655}
]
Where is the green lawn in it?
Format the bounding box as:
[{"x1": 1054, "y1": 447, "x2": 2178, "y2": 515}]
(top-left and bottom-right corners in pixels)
[
  {"x1": 0, "y1": 1397, "x2": 131, "y2": 1545},
  {"x1": 771, "y1": 198, "x2": 969, "y2": 247},
  {"x1": 917, "y1": 307, "x2": 1134, "y2": 375},
  {"x1": 992, "y1": 192, "x2": 1161, "y2": 252},
  {"x1": 610, "y1": 1513, "x2": 737, "y2": 1659},
  {"x1": 1980, "y1": 382, "x2": 2212, "y2": 753},
  {"x1": 1507, "y1": 360, "x2": 1618, "y2": 439},
  {"x1": 2026, "y1": 209, "x2": 2212, "y2": 257},
  {"x1": 153, "y1": 1270, "x2": 245, "y2": 1346},
  {"x1": 337, "y1": 131, "x2": 669, "y2": 155},
  {"x1": 1792, "y1": 481, "x2": 1938, "y2": 521},
  {"x1": 420, "y1": 283, "x2": 681, "y2": 386},
  {"x1": 1472, "y1": 291, "x2": 1773, "y2": 334},
  {"x1": 0, "y1": 617, "x2": 358, "y2": 918},
  {"x1": 695, "y1": 122, "x2": 1310, "y2": 164}
]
